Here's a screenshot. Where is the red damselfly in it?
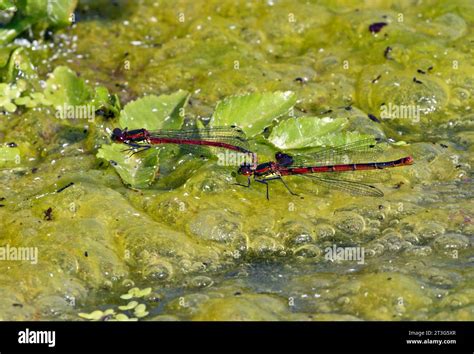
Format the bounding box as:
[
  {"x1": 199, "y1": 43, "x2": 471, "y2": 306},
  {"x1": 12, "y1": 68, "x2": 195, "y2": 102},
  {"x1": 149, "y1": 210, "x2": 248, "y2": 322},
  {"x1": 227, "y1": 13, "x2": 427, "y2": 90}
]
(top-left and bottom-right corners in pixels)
[
  {"x1": 111, "y1": 126, "x2": 252, "y2": 154},
  {"x1": 236, "y1": 139, "x2": 414, "y2": 199}
]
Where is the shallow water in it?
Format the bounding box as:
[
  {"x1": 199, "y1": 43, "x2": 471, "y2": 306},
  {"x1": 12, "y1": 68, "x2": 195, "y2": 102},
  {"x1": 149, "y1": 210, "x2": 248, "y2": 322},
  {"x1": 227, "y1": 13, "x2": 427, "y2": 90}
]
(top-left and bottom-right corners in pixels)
[{"x1": 0, "y1": 0, "x2": 473, "y2": 320}]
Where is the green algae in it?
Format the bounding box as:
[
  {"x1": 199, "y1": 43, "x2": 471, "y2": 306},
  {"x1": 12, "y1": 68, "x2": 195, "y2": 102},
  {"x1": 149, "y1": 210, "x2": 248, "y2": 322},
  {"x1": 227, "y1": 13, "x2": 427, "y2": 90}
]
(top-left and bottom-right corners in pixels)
[{"x1": 0, "y1": 0, "x2": 472, "y2": 321}]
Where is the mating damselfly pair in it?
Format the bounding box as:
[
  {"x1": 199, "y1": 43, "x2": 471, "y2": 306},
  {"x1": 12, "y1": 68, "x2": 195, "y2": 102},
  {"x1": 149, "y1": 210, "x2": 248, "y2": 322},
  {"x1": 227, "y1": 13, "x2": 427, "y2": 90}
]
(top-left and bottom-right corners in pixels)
[{"x1": 111, "y1": 126, "x2": 414, "y2": 199}]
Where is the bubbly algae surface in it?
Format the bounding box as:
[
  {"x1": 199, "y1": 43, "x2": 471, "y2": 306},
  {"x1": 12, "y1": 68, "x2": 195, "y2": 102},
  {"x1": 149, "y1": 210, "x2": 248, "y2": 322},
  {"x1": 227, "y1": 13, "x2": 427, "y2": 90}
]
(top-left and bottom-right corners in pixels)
[{"x1": 0, "y1": 0, "x2": 473, "y2": 320}]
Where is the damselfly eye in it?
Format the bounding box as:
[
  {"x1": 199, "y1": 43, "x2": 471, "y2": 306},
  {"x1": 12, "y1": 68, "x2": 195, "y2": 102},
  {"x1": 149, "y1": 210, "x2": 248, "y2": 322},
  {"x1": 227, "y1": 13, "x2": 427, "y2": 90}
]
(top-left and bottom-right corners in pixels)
[
  {"x1": 238, "y1": 164, "x2": 251, "y2": 175},
  {"x1": 111, "y1": 128, "x2": 123, "y2": 141}
]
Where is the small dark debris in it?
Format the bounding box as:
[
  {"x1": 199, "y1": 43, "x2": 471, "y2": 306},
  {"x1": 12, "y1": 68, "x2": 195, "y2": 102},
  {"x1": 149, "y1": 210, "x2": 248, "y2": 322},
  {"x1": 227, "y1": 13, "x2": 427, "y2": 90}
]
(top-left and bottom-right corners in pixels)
[
  {"x1": 0, "y1": 197, "x2": 5, "y2": 201},
  {"x1": 7, "y1": 142, "x2": 17, "y2": 148},
  {"x1": 440, "y1": 143, "x2": 448, "y2": 148},
  {"x1": 394, "y1": 182, "x2": 404, "y2": 189},
  {"x1": 322, "y1": 109, "x2": 333, "y2": 114},
  {"x1": 12, "y1": 303, "x2": 23, "y2": 308},
  {"x1": 455, "y1": 164, "x2": 462, "y2": 169},
  {"x1": 384, "y1": 46, "x2": 392, "y2": 59},
  {"x1": 413, "y1": 77, "x2": 423, "y2": 84},
  {"x1": 294, "y1": 77, "x2": 308, "y2": 84},
  {"x1": 95, "y1": 109, "x2": 115, "y2": 119},
  {"x1": 0, "y1": 204, "x2": 4, "y2": 208},
  {"x1": 378, "y1": 205, "x2": 384, "y2": 210},
  {"x1": 371, "y1": 74, "x2": 381, "y2": 83},
  {"x1": 44, "y1": 207, "x2": 53, "y2": 221},
  {"x1": 234, "y1": 292, "x2": 242, "y2": 296},
  {"x1": 368, "y1": 113, "x2": 381, "y2": 123},
  {"x1": 344, "y1": 105, "x2": 352, "y2": 111},
  {"x1": 84, "y1": 251, "x2": 89, "y2": 257},
  {"x1": 369, "y1": 22, "x2": 388, "y2": 33},
  {"x1": 56, "y1": 182, "x2": 74, "y2": 193},
  {"x1": 428, "y1": 66, "x2": 433, "y2": 71},
  {"x1": 31, "y1": 167, "x2": 38, "y2": 174},
  {"x1": 387, "y1": 277, "x2": 392, "y2": 281},
  {"x1": 417, "y1": 69, "x2": 426, "y2": 74}
]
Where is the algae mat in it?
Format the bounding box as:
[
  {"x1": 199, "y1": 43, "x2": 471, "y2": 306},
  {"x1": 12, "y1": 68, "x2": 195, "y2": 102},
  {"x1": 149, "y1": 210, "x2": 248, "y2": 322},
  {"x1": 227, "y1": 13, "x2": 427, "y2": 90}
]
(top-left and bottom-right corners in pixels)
[{"x1": 0, "y1": 0, "x2": 472, "y2": 321}]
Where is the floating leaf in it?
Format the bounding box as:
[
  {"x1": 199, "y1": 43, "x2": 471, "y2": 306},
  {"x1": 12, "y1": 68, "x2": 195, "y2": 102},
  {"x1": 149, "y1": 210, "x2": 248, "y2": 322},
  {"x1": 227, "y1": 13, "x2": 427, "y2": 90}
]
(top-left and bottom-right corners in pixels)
[
  {"x1": 78, "y1": 310, "x2": 104, "y2": 320},
  {"x1": 0, "y1": 81, "x2": 25, "y2": 112},
  {"x1": 96, "y1": 144, "x2": 159, "y2": 188},
  {"x1": 0, "y1": 0, "x2": 16, "y2": 11},
  {"x1": 44, "y1": 66, "x2": 92, "y2": 108},
  {"x1": 137, "y1": 287, "x2": 152, "y2": 297},
  {"x1": 211, "y1": 91, "x2": 296, "y2": 137},
  {"x1": 118, "y1": 301, "x2": 139, "y2": 311},
  {"x1": 92, "y1": 86, "x2": 121, "y2": 117},
  {"x1": 119, "y1": 90, "x2": 189, "y2": 130},
  {"x1": 22, "y1": 0, "x2": 77, "y2": 27},
  {"x1": 115, "y1": 313, "x2": 138, "y2": 321},
  {"x1": 0, "y1": 1, "x2": 77, "y2": 45},
  {"x1": 268, "y1": 116, "x2": 371, "y2": 150},
  {"x1": 134, "y1": 304, "x2": 149, "y2": 318}
]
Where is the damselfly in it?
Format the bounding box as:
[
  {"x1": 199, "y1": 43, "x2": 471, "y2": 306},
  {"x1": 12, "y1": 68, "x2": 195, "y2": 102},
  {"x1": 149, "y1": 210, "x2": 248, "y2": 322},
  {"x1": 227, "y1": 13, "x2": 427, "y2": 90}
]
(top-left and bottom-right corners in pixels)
[
  {"x1": 111, "y1": 126, "x2": 252, "y2": 154},
  {"x1": 236, "y1": 139, "x2": 414, "y2": 199}
]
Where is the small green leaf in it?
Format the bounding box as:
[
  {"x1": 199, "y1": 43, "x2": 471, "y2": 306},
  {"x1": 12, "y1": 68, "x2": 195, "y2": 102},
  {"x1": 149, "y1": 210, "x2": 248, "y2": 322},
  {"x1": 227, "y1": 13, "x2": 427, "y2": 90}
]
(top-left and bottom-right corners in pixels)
[
  {"x1": 91, "y1": 86, "x2": 121, "y2": 117},
  {"x1": 118, "y1": 301, "x2": 139, "y2": 311},
  {"x1": 211, "y1": 91, "x2": 297, "y2": 137},
  {"x1": 137, "y1": 287, "x2": 152, "y2": 297},
  {"x1": 268, "y1": 116, "x2": 348, "y2": 150},
  {"x1": 119, "y1": 90, "x2": 189, "y2": 130},
  {"x1": 134, "y1": 304, "x2": 146, "y2": 313},
  {"x1": 115, "y1": 313, "x2": 138, "y2": 321},
  {"x1": 96, "y1": 144, "x2": 159, "y2": 188},
  {"x1": 21, "y1": 0, "x2": 77, "y2": 27},
  {"x1": 44, "y1": 66, "x2": 92, "y2": 108},
  {"x1": 4, "y1": 47, "x2": 36, "y2": 83},
  {"x1": 78, "y1": 310, "x2": 104, "y2": 320},
  {"x1": 0, "y1": 0, "x2": 16, "y2": 11}
]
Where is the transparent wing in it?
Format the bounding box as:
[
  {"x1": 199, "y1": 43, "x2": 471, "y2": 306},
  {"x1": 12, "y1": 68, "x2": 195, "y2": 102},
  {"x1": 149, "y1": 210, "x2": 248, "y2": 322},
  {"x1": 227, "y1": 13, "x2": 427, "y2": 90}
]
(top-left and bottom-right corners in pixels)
[
  {"x1": 148, "y1": 126, "x2": 250, "y2": 152},
  {"x1": 299, "y1": 174, "x2": 384, "y2": 197},
  {"x1": 286, "y1": 138, "x2": 385, "y2": 166}
]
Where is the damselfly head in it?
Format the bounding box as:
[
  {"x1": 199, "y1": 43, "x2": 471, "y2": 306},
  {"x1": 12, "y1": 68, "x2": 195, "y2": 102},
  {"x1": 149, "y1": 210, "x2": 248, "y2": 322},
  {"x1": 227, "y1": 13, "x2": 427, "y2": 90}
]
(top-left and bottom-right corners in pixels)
[
  {"x1": 111, "y1": 128, "x2": 125, "y2": 142},
  {"x1": 238, "y1": 163, "x2": 253, "y2": 176},
  {"x1": 275, "y1": 152, "x2": 294, "y2": 167},
  {"x1": 404, "y1": 156, "x2": 414, "y2": 165}
]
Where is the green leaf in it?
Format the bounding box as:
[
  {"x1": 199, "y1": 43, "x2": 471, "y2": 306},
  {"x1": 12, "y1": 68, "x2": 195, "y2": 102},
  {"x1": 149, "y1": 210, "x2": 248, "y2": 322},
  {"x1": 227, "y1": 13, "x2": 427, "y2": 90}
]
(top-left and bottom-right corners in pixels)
[
  {"x1": 119, "y1": 90, "x2": 189, "y2": 130},
  {"x1": 4, "y1": 47, "x2": 36, "y2": 83},
  {"x1": 0, "y1": 0, "x2": 16, "y2": 11},
  {"x1": 268, "y1": 116, "x2": 371, "y2": 150},
  {"x1": 91, "y1": 86, "x2": 121, "y2": 117},
  {"x1": 0, "y1": 18, "x2": 31, "y2": 46},
  {"x1": 43, "y1": 66, "x2": 92, "y2": 108},
  {"x1": 20, "y1": 0, "x2": 77, "y2": 27},
  {"x1": 78, "y1": 310, "x2": 103, "y2": 320},
  {"x1": 96, "y1": 144, "x2": 159, "y2": 188},
  {"x1": 211, "y1": 91, "x2": 297, "y2": 137}
]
